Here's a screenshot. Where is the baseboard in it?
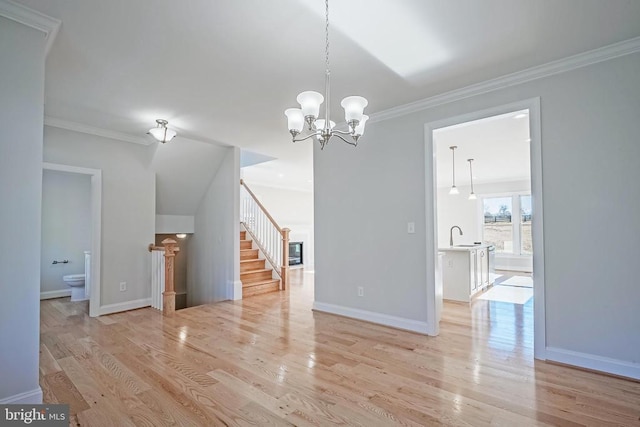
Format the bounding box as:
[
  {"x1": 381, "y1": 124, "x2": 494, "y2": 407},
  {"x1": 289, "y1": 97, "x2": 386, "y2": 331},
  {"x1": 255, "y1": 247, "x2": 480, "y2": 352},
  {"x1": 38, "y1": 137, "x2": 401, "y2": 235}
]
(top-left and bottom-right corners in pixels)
[
  {"x1": 546, "y1": 347, "x2": 640, "y2": 380},
  {"x1": 98, "y1": 298, "x2": 151, "y2": 316},
  {"x1": 40, "y1": 289, "x2": 71, "y2": 300},
  {"x1": 313, "y1": 301, "x2": 429, "y2": 334},
  {"x1": 0, "y1": 387, "x2": 42, "y2": 404}
]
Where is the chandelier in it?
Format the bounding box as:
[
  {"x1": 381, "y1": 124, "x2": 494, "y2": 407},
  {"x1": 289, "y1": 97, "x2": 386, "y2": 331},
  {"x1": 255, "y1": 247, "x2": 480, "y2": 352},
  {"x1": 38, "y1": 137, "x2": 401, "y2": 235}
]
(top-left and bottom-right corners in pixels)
[
  {"x1": 148, "y1": 119, "x2": 176, "y2": 143},
  {"x1": 284, "y1": 0, "x2": 369, "y2": 149}
]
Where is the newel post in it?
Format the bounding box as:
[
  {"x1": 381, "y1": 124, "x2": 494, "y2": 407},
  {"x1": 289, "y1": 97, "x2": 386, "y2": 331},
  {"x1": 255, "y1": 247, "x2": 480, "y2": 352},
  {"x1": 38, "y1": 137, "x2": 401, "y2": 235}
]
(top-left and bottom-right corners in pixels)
[
  {"x1": 281, "y1": 228, "x2": 290, "y2": 290},
  {"x1": 162, "y1": 238, "x2": 179, "y2": 315}
]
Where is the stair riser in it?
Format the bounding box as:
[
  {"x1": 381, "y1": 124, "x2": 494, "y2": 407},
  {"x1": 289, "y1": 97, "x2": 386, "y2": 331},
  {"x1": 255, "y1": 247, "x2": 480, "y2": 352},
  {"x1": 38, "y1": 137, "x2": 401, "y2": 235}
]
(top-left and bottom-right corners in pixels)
[
  {"x1": 240, "y1": 240, "x2": 252, "y2": 250},
  {"x1": 243, "y1": 281, "x2": 280, "y2": 297},
  {"x1": 241, "y1": 270, "x2": 273, "y2": 283},
  {"x1": 240, "y1": 259, "x2": 265, "y2": 273},
  {"x1": 240, "y1": 249, "x2": 259, "y2": 260},
  {"x1": 240, "y1": 231, "x2": 246, "y2": 240}
]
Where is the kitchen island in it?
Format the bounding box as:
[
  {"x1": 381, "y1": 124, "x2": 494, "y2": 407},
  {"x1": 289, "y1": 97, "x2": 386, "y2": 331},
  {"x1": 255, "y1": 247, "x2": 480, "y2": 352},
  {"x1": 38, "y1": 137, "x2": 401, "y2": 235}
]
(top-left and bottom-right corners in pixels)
[{"x1": 439, "y1": 244, "x2": 493, "y2": 302}]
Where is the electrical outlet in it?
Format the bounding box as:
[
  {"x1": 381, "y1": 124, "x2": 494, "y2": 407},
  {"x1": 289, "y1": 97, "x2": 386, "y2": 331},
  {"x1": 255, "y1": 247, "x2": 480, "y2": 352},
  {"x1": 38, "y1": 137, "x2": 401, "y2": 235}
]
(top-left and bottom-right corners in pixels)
[
  {"x1": 407, "y1": 222, "x2": 415, "y2": 234},
  {"x1": 119, "y1": 282, "x2": 127, "y2": 292},
  {"x1": 357, "y1": 286, "x2": 364, "y2": 297}
]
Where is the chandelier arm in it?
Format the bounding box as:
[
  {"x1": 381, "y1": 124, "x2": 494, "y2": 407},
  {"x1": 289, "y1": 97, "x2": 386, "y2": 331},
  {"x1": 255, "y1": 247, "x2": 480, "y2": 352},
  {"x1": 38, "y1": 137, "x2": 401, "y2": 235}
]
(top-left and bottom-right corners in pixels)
[
  {"x1": 330, "y1": 132, "x2": 358, "y2": 146},
  {"x1": 292, "y1": 131, "x2": 322, "y2": 143},
  {"x1": 330, "y1": 129, "x2": 354, "y2": 136}
]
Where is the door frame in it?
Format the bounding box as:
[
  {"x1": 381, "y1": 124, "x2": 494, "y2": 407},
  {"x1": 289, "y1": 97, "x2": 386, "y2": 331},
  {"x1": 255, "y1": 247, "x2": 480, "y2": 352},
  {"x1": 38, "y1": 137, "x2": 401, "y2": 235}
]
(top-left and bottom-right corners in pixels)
[
  {"x1": 43, "y1": 162, "x2": 102, "y2": 317},
  {"x1": 424, "y1": 97, "x2": 546, "y2": 360}
]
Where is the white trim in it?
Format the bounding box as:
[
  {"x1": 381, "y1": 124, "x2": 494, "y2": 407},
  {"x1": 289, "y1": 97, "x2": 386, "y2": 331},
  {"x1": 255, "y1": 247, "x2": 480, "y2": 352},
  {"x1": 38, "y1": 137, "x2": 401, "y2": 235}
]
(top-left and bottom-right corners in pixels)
[
  {"x1": 40, "y1": 289, "x2": 71, "y2": 300},
  {"x1": 231, "y1": 280, "x2": 243, "y2": 301},
  {"x1": 424, "y1": 98, "x2": 546, "y2": 359},
  {"x1": 0, "y1": 0, "x2": 60, "y2": 56},
  {"x1": 313, "y1": 302, "x2": 429, "y2": 334},
  {"x1": 0, "y1": 388, "x2": 42, "y2": 404},
  {"x1": 45, "y1": 117, "x2": 152, "y2": 146},
  {"x1": 42, "y1": 162, "x2": 102, "y2": 318},
  {"x1": 372, "y1": 36, "x2": 640, "y2": 124},
  {"x1": 98, "y1": 298, "x2": 151, "y2": 316},
  {"x1": 546, "y1": 347, "x2": 640, "y2": 380}
]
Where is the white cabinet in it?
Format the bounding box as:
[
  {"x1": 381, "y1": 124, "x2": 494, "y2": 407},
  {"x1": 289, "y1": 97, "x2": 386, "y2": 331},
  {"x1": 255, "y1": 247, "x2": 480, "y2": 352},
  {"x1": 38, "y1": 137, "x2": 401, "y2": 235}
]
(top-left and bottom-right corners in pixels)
[{"x1": 440, "y1": 246, "x2": 492, "y2": 302}]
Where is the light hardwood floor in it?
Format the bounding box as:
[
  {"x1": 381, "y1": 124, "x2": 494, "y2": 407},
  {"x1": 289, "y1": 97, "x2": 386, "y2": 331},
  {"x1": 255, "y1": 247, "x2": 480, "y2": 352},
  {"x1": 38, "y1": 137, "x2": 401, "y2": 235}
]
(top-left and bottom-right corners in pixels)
[{"x1": 40, "y1": 269, "x2": 640, "y2": 426}]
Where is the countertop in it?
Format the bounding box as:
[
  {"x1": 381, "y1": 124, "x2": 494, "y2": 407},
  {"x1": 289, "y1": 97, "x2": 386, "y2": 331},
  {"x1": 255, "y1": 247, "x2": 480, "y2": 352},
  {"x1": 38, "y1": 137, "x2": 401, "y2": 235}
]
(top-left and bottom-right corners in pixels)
[{"x1": 438, "y1": 244, "x2": 492, "y2": 252}]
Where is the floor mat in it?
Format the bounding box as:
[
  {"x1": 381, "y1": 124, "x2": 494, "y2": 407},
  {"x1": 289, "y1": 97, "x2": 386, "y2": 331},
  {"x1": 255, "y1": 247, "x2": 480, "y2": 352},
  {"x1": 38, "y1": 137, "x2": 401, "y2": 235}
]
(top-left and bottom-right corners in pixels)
[
  {"x1": 500, "y1": 275, "x2": 533, "y2": 288},
  {"x1": 476, "y1": 285, "x2": 533, "y2": 304}
]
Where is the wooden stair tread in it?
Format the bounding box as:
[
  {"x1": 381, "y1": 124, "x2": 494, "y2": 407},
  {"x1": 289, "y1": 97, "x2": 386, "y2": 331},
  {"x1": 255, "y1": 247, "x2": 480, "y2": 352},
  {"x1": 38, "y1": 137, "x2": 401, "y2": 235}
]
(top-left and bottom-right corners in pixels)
[
  {"x1": 241, "y1": 268, "x2": 272, "y2": 274},
  {"x1": 240, "y1": 259, "x2": 263, "y2": 264}
]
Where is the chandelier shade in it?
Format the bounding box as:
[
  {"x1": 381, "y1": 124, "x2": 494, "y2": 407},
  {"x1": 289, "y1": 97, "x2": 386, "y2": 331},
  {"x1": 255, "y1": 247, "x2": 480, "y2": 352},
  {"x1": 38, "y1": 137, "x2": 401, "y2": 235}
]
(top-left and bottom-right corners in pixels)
[
  {"x1": 296, "y1": 91, "x2": 324, "y2": 120},
  {"x1": 341, "y1": 96, "x2": 368, "y2": 123},
  {"x1": 284, "y1": 108, "x2": 305, "y2": 133},
  {"x1": 284, "y1": 0, "x2": 368, "y2": 149}
]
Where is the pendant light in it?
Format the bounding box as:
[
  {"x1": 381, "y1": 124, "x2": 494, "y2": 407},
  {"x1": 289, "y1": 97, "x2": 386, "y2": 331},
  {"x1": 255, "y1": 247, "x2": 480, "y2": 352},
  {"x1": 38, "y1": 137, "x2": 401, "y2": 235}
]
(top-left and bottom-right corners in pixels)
[
  {"x1": 467, "y1": 158, "x2": 477, "y2": 200},
  {"x1": 449, "y1": 146, "x2": 459, "y2": 195}
]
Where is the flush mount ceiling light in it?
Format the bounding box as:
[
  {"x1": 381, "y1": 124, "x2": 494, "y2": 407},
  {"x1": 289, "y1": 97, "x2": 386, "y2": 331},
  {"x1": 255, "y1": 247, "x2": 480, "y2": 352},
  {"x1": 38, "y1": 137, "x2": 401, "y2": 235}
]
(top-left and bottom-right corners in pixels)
[
  {"x1": 148, "y1": 119, "x2": 176, "y2": 143},
  {"x1": 284, "y1": 0, "x2": 368, "y2": 149},
  {"x1": 176, "y1": 233, "x2": 187, "y2": 239},
  {"x1": 449, "y1": 146, "x2": 459, "y2": 195},
  {"x1": 467, "y1": 158, "x2": 477, "y2": 200}
]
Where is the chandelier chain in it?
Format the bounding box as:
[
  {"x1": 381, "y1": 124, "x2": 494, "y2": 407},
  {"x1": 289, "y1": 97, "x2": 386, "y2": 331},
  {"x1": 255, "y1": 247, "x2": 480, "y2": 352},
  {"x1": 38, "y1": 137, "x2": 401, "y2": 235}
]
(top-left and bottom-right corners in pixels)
[{"x1": 325, "y1": 0, "x2": 330, "y2": 75}]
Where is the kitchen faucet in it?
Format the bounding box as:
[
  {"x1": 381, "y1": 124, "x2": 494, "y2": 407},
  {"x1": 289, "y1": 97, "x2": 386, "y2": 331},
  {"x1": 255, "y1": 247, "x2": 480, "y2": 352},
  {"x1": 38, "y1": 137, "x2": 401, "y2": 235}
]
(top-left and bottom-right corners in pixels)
[{"x1": 450, "y1": 225, "x2": 463, "y2": 246}]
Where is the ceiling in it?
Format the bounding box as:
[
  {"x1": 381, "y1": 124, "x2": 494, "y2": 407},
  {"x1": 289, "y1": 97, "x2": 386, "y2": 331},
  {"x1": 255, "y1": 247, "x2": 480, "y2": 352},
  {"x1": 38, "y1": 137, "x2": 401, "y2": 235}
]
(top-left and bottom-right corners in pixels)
[
  {"x1": 434, "y1": 110, "x2": 531, "y2": 188},
  {"x1": 13, "y1": 0, "x2": 640, "y2": 194}
]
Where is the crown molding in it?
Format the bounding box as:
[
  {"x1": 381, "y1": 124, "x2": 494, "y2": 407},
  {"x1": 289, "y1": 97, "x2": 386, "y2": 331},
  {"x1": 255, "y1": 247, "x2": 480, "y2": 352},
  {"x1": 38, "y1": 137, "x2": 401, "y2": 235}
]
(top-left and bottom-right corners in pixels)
[
  {"x1": 369, "y1": 36, "x2": 640, "y2": 124},
  {"x1": 0, "y1": 0, "x2": 61, "y2": 56},
  {"x1": 44, "y1": 116, "x2": 153, "y2": 146}
]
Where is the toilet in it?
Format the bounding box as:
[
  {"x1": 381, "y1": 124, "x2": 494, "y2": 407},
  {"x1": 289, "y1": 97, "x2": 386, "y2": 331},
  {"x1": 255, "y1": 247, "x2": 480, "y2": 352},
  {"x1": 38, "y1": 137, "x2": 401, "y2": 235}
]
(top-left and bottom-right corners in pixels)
[{"x1": 63, "y1": 274, "x2": 86, "y2": 301}]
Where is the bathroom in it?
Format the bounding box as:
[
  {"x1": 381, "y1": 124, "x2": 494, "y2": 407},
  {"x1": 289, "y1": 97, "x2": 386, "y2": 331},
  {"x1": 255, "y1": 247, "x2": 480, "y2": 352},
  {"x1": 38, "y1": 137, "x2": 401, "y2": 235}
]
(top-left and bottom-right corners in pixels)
[{"x1": 40, "y1": 169, "x2": 92, "y2": 302}]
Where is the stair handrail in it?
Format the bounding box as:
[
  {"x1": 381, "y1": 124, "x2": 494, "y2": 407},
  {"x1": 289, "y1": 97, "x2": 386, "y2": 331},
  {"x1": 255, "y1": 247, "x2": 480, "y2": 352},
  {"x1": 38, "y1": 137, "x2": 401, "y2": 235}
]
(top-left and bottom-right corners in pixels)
[{"x1": 240, "y1": 179, "x2": 290, "y2": 290}]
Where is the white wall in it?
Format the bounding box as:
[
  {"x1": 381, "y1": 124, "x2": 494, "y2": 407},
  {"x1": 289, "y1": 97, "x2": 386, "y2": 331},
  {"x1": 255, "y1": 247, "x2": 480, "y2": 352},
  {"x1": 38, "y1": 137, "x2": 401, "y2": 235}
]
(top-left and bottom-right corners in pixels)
[
  {"x1": 44, "y1": 127, "x2": 155, "y2": 310},
  {"x1": 243, "y1": 183, "x2": 314, "y2": 268},
  {"x1": 0, "y1": 16, "x2": 45, "y2": 403},
  {"x1": 188, "y1": 147, "x2": 240, "y2": 305},
  {"x1": 41, "y1": 170, "x2": 91, "y2": 298},
  {"x1": 314, "y1": 51, "x2": 640, "y2": 375},
  {"x1": 156, "y1": 214, "x2": 194, "y2": 234}
]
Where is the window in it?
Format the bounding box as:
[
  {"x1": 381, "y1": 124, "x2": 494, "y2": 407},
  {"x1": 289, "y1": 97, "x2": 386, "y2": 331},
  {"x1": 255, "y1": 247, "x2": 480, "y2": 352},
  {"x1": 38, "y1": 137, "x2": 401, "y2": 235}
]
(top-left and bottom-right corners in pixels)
[
  {"x1": 482, "y1": 194, "x2": 532, "y2": 255},
  {"x1": 520, "y1": 195, "x2": 532, "y2": 255},
  {"x1": 483, "y1": 197, "x2": 513, "y2": 253}
]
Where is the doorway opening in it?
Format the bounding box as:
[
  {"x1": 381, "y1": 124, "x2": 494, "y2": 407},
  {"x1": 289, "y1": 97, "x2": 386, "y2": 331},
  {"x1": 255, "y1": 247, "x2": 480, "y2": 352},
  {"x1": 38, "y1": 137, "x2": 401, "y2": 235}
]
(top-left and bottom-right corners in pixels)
[
  {"x1": 424, "y1": 98, "x2": 546, "y2": 360},
  {"x1": 42, "y1": 163, "x2": 102, "y2": 317}
]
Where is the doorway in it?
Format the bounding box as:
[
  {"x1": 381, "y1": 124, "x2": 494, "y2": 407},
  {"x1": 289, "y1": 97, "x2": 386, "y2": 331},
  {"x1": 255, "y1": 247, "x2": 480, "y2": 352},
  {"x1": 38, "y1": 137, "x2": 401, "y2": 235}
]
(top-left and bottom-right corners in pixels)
[
  {"x1": 42, "y1": 163, "x2": 102, "y2": 317},
  {"x1": 424, "y1": 98, "x2": 546, "y2": 360}
]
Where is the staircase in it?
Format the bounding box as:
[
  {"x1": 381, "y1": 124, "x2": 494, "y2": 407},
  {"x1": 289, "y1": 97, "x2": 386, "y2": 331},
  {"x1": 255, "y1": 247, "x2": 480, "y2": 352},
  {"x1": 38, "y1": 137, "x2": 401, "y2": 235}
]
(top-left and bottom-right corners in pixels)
[{"x1": 240, "y1": 230, "x2": 280, "y2": 297}]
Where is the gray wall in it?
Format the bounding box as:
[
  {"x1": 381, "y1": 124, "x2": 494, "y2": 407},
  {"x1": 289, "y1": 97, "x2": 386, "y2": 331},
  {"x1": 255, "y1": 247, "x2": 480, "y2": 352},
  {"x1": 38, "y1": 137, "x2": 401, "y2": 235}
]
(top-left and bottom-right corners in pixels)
[
  {"x1": 44, "y1": 127, "x2": 156, "y2": 308},
  {"x1": 41, "y1": 170, "x2": 92, "y2": 297},
  {"x1": 0, "y1": 17, "x2": 45, "y2": 403},
  {"x1": 314, "y1": 52, "x2": 640, "y2": 370},
  {"x1": 188, "y1": 147, "x2": 240, "y2": 305}
]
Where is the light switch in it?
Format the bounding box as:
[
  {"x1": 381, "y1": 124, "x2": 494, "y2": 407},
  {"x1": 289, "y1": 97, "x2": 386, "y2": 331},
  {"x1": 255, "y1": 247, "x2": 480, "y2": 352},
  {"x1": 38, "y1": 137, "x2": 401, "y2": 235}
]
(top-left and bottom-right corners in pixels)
[{"x1": 407, "y1": 222, "x2": 415, "y2": 234}]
